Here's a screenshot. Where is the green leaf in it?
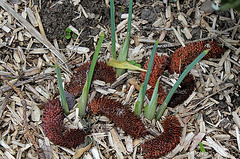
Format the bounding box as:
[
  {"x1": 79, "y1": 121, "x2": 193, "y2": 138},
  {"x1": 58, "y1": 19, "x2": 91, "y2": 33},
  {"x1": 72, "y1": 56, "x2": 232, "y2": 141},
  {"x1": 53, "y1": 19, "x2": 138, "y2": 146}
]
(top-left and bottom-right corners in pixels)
[
  {"x1": 134, "y1": 84, "x2": 144, "y2": 115},
  {"x1": 106, "y1": 58, "x2": 146, "y2": 72},
  {"x1": 65, "y1": 34, "x2": 71, "y2": 40},
  {"x1": 135, "y1": 63, "x2": 141, "y2": 68},
  {"x1": 66, "y1": 27, "x2": 72, "y2": 33},
  {"x1": 78, "y1": 32, "x2": 104, "y2": 117},
  {"x1": 199, "y1": 142, "x2": 206, "y2": 152},
  {"x1": 116, "y1": 0, "x2": 133, "y2": 76},
  {"x1": 134, "y1": 40, "x2": 159, "y2": 115},
  {"x1": 128, "y1": 60, "x2": 136, "y2": 65},
  {"x1": 220, "y1": 0, "x2": 240, "y2": 10},
  {"x1": 144, "y1": 77, "x2": 160, "y2": 121},
  {"x1": 156, "y1": 49, "x2": 210, "y2": 120},
  {"x1": 110, "y1": 0, "x2": 116, "y2": 59},
  {"x1": 55, "y1": 64, "x2": 69, "y2": 115}
]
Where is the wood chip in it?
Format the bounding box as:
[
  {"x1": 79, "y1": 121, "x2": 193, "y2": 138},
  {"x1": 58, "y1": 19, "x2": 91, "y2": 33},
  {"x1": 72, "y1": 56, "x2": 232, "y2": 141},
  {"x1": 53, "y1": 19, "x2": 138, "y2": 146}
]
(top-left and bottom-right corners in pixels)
[
  {"x1": 232, "y1": 112, "x2": 240, "y2": 128},
  {"x1": 172, "y1": 26, "x2": 185, "y2": 47},
  {"x1": 205, "y1": 136, "x2": 234, "y2": 158},
  {"x1": 189, "y1": 132, "x2": 205, "y2": 151},
  {"x1": 110, "y1": 128, "x2": 127, "y2": 154},
  {"x1": 26, "y1": 8, "x2": 38, "y2": 27}
]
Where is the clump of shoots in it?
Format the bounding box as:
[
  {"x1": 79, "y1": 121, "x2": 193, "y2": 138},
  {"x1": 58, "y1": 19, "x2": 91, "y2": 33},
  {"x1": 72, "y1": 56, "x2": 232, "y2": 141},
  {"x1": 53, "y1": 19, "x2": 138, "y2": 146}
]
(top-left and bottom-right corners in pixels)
[
  {"x1": 134, "y1": 40, "x2": 159, "y2": 115},
  {"x1": 110, "y1": 0, "x2": 133, "y2": 76}
]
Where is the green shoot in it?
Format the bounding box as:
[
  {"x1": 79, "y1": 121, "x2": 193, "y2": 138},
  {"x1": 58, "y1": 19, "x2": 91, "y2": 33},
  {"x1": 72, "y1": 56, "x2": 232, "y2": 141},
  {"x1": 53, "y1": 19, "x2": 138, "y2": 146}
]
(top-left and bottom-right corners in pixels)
[
  {"x1": 220, "y1": 0, "x2": 240, "y2": 11},
  {"x1": 110, "y1": 0, "x2": 116, "y2": 59},
  {"x1": 199, "y1": 142, "x2": 206, "y2": 152},
  {"x1": 134, "y1": 84, "x2": 144, "y2": 115},
  {"x1": 65, "y1": 27, "x2": 72, "y2": 40},
  {"x1": 55, "y1": 64, "x2": 69, "y2": 115},
  {"x1": 78, "y1": 32, "x2": 104, "y2": 117},
  {"x1": 116, "y1": 0, "x2": 133, "y2": 76},
  {"x1": 128, "y1": 60, "x2": 141, "y2": 68},
  {"x1": 134, "y1": 40, "x2": 159, "y2": 115},
  {"x1": 156, "y1": 49, "x2": 210, "y2": 120},
  {"x1": 144, "y1": 77, "x2": 160, "y2": 121}
]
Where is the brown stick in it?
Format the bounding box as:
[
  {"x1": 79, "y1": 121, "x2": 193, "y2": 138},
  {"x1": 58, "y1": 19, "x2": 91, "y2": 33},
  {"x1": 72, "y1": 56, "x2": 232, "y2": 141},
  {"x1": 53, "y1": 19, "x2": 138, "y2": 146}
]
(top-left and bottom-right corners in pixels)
[{"x1": 0, "y1": 75, "x2": 46, "y2": 159}]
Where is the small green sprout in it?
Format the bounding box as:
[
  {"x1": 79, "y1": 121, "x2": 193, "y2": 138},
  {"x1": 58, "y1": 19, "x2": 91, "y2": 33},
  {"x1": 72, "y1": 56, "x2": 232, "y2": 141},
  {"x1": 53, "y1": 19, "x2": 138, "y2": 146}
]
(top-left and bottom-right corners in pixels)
[
  {"x1": 65, "y1": 27, "x2": 72, "y2": 39},
  {"x1": 199, "y1": 142, "x2": 206, "y2": 152},
  {"x1": 64, "y1": 27, "x2": 77, "y2": 40}
]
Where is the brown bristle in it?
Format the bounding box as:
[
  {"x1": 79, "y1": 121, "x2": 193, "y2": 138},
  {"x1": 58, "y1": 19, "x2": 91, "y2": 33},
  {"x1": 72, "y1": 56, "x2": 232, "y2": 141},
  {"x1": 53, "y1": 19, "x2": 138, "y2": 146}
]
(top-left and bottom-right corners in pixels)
[
  {"x1": 146, "y1": 84, "x2": 167, "y2": 104},
  {"x1": 141, "y1": 55, "x2": 168, "y2": 103},
  {"x1": 67, "y1": 61, "x2": 116, "y2": 97},
  {"x1": 67, "y1": 62, "x2": 91, "y2": 97},
  {"x1": 42, "y1": 99, "x2": 86, "y2": 148},
  {"x1": 168, "y1": 74, "x2": 195, "y2": 107},
  {"x1": 88, "y1": 97, "x2": 148, "y2": 138},
  {"x1": 168, "y1": 40, "x2": 224, "y2": 74},
  {"x1": 142, "y1": 55, "x2": 168, "y2": 87},
  {"x1": 142, "y1": 115, "x2": 182, "y2": 158}
]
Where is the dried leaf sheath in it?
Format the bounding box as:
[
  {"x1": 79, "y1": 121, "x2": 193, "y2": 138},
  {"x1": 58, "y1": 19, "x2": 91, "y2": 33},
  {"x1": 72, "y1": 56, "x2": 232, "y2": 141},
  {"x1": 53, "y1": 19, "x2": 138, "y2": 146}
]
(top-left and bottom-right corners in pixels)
[
  {"x1": 142, "y1": 115, "x2": 182, "y2": 158},
  {"x1": 67, "y1": 61, "x2": 116, "y2": 97},
  {"x1": 42, "y1": 99, "x2": 86, "y2": 148},
  {"x1": 88, "y1": 97, "x2": 148, "y2": 138}
]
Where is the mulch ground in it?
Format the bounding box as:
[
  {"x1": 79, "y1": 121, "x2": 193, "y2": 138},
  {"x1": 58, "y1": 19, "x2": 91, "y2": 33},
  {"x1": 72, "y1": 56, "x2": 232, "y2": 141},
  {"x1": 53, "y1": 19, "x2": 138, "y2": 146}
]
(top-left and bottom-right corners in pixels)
[{"x1": 0, "y1": 0, "x2": 239, "y2": 158}]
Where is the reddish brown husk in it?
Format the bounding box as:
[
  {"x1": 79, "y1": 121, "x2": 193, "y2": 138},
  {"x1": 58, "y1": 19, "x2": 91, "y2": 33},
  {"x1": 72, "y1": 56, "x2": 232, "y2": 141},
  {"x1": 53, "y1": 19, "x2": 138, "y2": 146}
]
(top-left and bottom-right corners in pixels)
[
  {"x1": 146, "y1": 84, "x2": 167, "y2": 104},
  {"x1": 42, "y1": 99, "x2": 86, "y2": 148},
  {"x1": 141, "y1": 55, "x2": 169, "y2": 103},
  {"x1": 142, "y1": 115, "x2": 182, "y2": 158},
  {"x1": 67, "y1": 61, "x2": 116, "y2": 97},
  {"x1": 88, "y1": 97, "x2": 148, "y2": 138},
  {"x1": 168, "y1": 40, "x2": 224, "y2": 74},
  {"x1": 142, "y1": 54, "x2": 168, "y2": 87},
  {"x1": 168, "y1": 74, "x2": 195, "y2": 107}
]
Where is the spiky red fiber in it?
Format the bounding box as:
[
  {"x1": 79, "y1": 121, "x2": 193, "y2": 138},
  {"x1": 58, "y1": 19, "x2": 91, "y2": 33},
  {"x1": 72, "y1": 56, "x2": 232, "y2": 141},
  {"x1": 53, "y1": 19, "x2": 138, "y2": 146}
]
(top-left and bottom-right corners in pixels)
[
  {"x1": 168, "y1": 40, "x2": 224, "y2": 74},
  {"x1": 88, "y1": 97, "x2": 148, "y2": 138},
  {"x1": 168, "y1": 74, "x2": 195, "y2": 107},
  {"x1": 42, "y1": 99, "x2": 86, "y2": 148},
  {"x1": 141, "y1": 55, "x2": 168, "y2": 103},
  {"x1": 67, "y1": 61, "x2": 116, "y2": 97},
  {"x1": 145, "y1": 84, "x2": 167, "y2": 104},
  {"x1": 142, "y1": 54, "x2": 168, "y2": 87},
  {"x1": 142, "y1": 115, "x2": 182, "y2": 158}
]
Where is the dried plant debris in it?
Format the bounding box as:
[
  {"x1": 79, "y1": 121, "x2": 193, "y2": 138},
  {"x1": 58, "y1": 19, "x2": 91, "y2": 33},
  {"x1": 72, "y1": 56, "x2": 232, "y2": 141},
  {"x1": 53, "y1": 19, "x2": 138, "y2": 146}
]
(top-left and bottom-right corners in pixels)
[
  {"x1": 42, "y1": 99, "x2": 87, "y2": 148},
  {"x1": 67, "y1": 61, "x2": 116, "y2": 97},
  {"x1": 142, "y1": 115, "x2": 182, "y2": 158},
  {"x1": 88, "y1": 97, "x2": 148, "y2": 138},
  {"x1": 168, "y1": 40, "x2": 224, "y2": 74}
]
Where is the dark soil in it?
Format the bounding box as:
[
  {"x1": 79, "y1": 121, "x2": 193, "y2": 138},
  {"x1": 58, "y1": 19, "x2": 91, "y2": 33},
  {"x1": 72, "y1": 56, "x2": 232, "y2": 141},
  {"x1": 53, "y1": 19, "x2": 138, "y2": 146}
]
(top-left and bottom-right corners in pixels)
[{"x1": 39, "y1": 0, "x2": 110, "y2": 50}]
